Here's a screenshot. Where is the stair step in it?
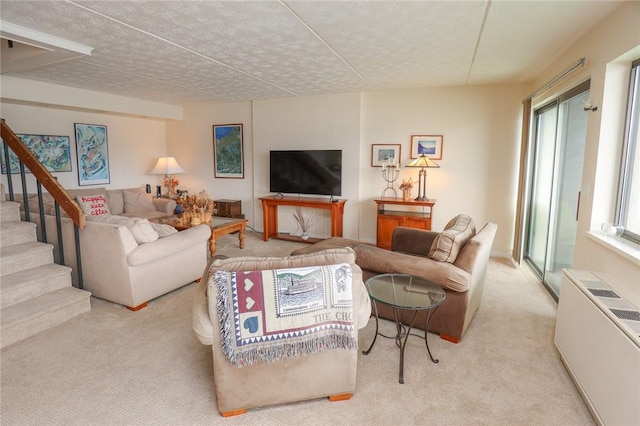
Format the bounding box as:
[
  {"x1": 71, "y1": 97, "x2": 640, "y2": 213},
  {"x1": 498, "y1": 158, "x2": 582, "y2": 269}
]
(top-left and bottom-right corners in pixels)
[
  {"x1": 0, "y1": 221, "x2": 37, "y2": 247},
  {"x1": 0, "y1": 242, "x2": 54, "y2": 276},
  {"x1": 0, "y1": 287, "x2": 91, "y2": 349},
  {"x1": 0, "y1": 201, "x2": 21, "y2": 222},
  {"x1": 1, "y1": 264, "x2": 73, "y2": 308}
]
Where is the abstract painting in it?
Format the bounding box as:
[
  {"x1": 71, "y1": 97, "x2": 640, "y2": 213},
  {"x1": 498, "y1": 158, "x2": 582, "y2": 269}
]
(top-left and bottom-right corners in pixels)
[{"x1": 75, "y1": 123, "x2": 110, "y2": 185}]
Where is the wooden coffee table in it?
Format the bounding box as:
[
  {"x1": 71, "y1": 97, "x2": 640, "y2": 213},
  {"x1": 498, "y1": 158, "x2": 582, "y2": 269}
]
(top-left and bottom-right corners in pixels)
[{"x1": 154, "y1": 216, "x2": 247, "y2": 257}]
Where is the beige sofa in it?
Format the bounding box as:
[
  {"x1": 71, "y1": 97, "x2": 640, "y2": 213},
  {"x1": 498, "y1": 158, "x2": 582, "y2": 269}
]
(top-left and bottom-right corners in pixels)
[
  {"x1": 353, "y1": 216, "x2": 497, "y2": 342},
  {"x1": 192, "y1": 247, "x2": 371, "y2": 416},
  {"x1": 16, "y1": 187, "x2": 211, "y2": 310}
]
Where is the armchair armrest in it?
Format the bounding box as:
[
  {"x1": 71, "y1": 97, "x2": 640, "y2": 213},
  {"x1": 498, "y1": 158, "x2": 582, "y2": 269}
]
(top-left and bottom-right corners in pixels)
[
  {"x1": 391, "y1": 227, "x2": 439, "y2": 256},
  {"x1": 152, "y1": 197, "x2": 176, "y2": 215},
  {"x1": 353, "y1": 244, "x2": 471, "y2": 292}
]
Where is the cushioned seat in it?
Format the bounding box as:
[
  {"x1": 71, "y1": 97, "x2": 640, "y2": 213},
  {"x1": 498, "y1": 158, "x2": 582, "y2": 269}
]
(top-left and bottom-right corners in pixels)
[
  {"x1": 354, "y1": 215, "x2": 497, "y2": 342},
  {"x1": 192, "y1": 247, "x2": 371, "y2": 416},
  {"x1": 290, "y1": 237, "x2": 368, "y2": 256}
]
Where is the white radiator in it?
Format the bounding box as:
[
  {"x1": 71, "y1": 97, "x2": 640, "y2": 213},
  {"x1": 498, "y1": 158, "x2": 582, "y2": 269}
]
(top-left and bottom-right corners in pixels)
[{"x1": 555, "y1": 269, "x2": 640, "y2": 426}]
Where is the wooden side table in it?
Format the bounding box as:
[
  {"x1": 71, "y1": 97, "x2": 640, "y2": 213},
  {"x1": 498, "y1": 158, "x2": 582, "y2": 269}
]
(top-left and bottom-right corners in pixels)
[{"x1": 374, "y1": 198, "x2": 435, "y2": 249}]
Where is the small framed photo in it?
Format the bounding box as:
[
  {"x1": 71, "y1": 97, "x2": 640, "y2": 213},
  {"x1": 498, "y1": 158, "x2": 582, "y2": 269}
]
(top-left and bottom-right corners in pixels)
[
  {"x1": 75, "y1": 123, "x2": 110, "y2": 186},
  {"x1": 213, "y1": 124, "x2": 244, "y2": 179},
  {"x1": 411, "y1": 135, "x2": 443, "y2": 159},
  {"x1": 371, "y1": 144, "x2": 401, "y2": 167}
]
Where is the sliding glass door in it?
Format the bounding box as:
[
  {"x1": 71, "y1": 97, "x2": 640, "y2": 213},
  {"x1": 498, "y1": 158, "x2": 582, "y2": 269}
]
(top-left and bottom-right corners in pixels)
[{"x1": 525, "y1": 82, "x2": 590, "y2": 299}]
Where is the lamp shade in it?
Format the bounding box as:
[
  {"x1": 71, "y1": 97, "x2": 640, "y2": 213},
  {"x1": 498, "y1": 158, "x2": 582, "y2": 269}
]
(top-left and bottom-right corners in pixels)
[
  {"x1": 406, "y1": 154, "x2": 440, "y2": 169},
  {"x1": 150, "y1": 157, "x2": 185, "y2": 175}
]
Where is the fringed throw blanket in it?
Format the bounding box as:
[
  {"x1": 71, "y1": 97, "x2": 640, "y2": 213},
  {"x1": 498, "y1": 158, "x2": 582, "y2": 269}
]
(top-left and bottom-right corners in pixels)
[{"x1": 214, "y1": 263, "x2": 357, "y2": 367}]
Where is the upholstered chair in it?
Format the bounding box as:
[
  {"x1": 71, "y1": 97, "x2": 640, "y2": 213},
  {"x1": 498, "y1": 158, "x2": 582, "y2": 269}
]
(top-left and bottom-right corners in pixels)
[
  {"x1": 354, "y1": 215, "x2": 497, "y2": 342},
  {"x1": 192, "y1": 247, "x2": 371, "y2": 416}
]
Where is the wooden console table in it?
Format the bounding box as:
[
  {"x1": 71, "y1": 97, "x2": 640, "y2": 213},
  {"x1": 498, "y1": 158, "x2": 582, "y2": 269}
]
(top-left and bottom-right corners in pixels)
[
  {"x1": 375, "y1": 198, "x2": 435, "y2": 249},
  {"x1": 260, "y1": 196, "x2": 346, "y2": 243}
]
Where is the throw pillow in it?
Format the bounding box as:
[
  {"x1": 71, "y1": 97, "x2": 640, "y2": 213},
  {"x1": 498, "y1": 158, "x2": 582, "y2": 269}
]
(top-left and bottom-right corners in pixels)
[
  {"x1": 428, "y1": 214, "x2": 476, "y2": 263},
  {"x1": 89, "y1": 214, "x2": 159, "y2": 244},
  {"x1": 123, "y1": 189, "x2": 155, "y2": 213},
  {"x1": 76, "y1": 194, "x2": 111, "y2": 217},
  {"x1": 149, "y1": 221, "x2": 179, "y2": 238}
]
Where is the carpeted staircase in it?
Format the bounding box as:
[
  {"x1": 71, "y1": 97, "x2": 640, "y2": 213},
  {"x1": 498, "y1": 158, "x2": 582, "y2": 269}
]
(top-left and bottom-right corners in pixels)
[{"x1": 1, "y1": 188, "x2": 91, "y2": 349}]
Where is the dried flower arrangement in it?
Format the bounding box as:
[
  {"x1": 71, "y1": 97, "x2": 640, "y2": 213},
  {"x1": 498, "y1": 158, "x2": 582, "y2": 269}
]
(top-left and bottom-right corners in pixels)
[
  {"x1": 163, "y1": 177, "x2": 180, "y2": 195},
  {"x1": 179, "y1": 190, "x2": 217, "y2": 224},
  {"x1": 292, "y1": 205, "x2": 315, "y2": 239},
  {"x1": 398, "y1": 178, "x2": 414, "y2": 190}
]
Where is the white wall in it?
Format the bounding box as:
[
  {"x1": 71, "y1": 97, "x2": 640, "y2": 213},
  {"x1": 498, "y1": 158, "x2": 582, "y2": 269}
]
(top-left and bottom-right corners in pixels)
[
  {"x1": 165, "y1": 102, "x2": 255, "y2": 223},
  {"x1": 359, "y1": 84, "x2": 527, "y2": 253},
  {"x1": 252, "y1": 93, "x2": 362, "y2": 239},
  {"x1": 1, "y1": 103, "x2": 167, "y2": 192},
  {"x1": 528, "y1": 0, "x2": 640, "y2": 306}
]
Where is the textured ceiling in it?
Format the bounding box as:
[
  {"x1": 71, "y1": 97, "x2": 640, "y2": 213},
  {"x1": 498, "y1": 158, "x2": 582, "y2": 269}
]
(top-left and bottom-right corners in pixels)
[{"x1": 0, "y1": 0, "x2": 623, "y2": 107}]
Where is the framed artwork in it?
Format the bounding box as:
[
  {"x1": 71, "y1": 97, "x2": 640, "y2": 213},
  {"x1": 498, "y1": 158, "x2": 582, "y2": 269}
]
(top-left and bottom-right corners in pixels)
[
  {"x1": 1, "y1": 134, "x2": 72, "y2": 174},
  {"x1": 74, "y1": 123, "x2": 110, "y2": 186},
  {"x1": 371, "y1": 144, "x2": 401, "y2": 167},
  {"x1": 411, "y1": 135, "x2": 443, "y2": 160},
  {"x1": 213, "y1": 123, "x2": 244, "y2": 179}
]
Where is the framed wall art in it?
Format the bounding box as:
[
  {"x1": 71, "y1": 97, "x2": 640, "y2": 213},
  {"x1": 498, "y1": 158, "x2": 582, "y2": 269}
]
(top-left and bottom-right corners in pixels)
[
  {"x1": 74, "y1": 123, "x2": 110, "y2": 186},
  {"x1": 410, "y1": 135, "x2": 443, "y2": 160},
  {"x1": 213, "y1": 123, "x2": 244, "y2": 179},
  {"x1": 371, "y1": 144, "x2": 401, "y2": 167},
  {"x1": 1, "y1": 134, "x2": 72, "y2": 174}
]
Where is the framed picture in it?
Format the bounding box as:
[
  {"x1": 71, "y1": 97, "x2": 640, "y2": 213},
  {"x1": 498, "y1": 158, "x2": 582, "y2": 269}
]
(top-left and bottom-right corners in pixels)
[
  {"x1": 213, "y1": 124, "x2": 244, "y2": 179},
  {"x1": 75, "y1": 123, "x2": 110, "y2": 186},
  {"x1": 411, "y1": 135, "x2": 443, "y2": 160},
  {"x1": 1, "y1": 134, "x2": 72, "y2": 174},
  {"x1": 371, "y1": 144, "x2": 401, "y2": 167}
]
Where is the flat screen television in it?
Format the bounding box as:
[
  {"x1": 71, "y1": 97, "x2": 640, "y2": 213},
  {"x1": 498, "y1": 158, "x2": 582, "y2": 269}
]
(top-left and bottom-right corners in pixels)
[{"x1": 269, "y1": 150, "x2": 342, "y2": 197}]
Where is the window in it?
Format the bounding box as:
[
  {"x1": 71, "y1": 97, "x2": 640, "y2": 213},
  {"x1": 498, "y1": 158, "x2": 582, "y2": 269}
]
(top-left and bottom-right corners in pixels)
[{"x1": 616, "y1": 59, "x2": 640, "y2": 243}]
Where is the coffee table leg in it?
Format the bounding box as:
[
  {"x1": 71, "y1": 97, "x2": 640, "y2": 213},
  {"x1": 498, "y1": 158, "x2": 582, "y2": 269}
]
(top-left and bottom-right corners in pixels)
[
  {"x1": 238, "y1": 227, "x2": 245, "y2": 249},
  {"x1": 209, "y1": 234, "x2": 217, "y2": 257}
]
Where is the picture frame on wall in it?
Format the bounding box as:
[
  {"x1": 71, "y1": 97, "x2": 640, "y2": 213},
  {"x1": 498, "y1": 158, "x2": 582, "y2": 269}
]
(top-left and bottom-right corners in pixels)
[
  {"x1": 410, "y1": 135, "x2": 443, "y2": 159},
  {"x1": 213, "y1": 123, "x2": 244, "y2": 179},
  {"x1": 74, "y1": 123, "x2": 110, "y2": 186},
  {"x1": 1, "y1": 134, "x2": 72, "y2": 174},
  {"x1": 371, "y1": 144, "x2": 401, "y2": 167}
]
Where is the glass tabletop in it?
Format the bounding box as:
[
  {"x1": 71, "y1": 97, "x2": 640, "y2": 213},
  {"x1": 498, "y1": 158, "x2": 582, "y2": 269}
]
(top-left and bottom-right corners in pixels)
[{"x1": 365, "y1": 274, "x2": 446, "y2": 310}]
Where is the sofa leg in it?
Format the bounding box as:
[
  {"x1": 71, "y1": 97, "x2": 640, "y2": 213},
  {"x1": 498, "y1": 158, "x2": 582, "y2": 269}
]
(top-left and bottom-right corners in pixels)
[
  {"x1": 125, "y1": 302, "x2": 147, "y2": 311},
  {"x1": 329, "y1": 393, "x2": 353, "y2": 402},
  {"x1": 440, "y1": 333, "x2": 460, "y2": 343},
  {"x1": 220, "y1": 409, "x2": 246, "y2": 417}
]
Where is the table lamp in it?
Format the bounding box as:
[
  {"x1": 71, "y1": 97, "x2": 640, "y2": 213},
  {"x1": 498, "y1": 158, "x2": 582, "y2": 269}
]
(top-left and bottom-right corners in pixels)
[
  {"x1": 405, "y1": 154, "x2": 439, "y2": 201},
  {"x1": 150, "y1": 156, "x2": 185, "y2": 197}
]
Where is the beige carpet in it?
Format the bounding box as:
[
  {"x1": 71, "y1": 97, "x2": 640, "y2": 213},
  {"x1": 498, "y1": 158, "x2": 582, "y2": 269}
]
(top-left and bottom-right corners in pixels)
[{"x1": 0, "y1": 231, "x2": 594, "y2": 425}]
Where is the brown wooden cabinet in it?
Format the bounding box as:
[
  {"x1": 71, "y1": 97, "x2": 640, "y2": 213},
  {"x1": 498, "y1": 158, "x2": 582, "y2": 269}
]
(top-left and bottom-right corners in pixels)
[{"x1": 374, "y1": 198, "x2": 435, "y2": 249}]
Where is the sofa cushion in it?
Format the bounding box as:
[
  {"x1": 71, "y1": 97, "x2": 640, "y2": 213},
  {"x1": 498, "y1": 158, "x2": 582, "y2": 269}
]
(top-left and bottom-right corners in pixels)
[
  {"x1": 123, "y1": 189, "x2": 155, "y2": 213},
  {"x1": 89, "y1": 214, "x2": 159, "y2": 244},
  {"x1": 76, "y1": 194, "x2": 111, "y2": 217},
  {"x1": 149, "y1": 221, "x2": 178, "y2": 238},
  {"x1": 106, "y1": 190, "x2": 125, "y2": 215},
  {"x1": 428, "y1": 214, "x2": 476, "y2": 263}
]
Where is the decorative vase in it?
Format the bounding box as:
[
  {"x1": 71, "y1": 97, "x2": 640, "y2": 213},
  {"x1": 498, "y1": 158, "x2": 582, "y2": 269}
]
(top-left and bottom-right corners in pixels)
[
  {"x1": 301, "y1": 232, "x2": 309, "y2": 241},
  {"x1": 402, "y1": 188, "x2": 411, "y2": 201}
]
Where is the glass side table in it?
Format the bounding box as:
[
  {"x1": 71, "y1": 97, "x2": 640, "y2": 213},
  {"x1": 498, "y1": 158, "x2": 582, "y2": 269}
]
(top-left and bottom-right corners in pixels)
[{"x1": 363, "y1": 273, "x2": 446, "y2": 384}]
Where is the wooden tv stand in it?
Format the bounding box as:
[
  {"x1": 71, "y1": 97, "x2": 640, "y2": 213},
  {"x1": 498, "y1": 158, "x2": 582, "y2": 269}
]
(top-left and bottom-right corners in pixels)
[{"x1": 260, "y1": 196, "x2": 346, "y2": 243}]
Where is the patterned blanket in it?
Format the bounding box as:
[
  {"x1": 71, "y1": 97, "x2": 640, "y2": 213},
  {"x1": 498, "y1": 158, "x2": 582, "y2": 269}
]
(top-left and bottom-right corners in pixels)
[{"x1": 214, "y1": 263, "x2": 356, "y2": 367}]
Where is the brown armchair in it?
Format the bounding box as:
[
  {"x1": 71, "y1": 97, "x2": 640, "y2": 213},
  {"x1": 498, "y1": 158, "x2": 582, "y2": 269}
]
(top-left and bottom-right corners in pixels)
[{"x1": 353, "y1": 216, "x2": 497, "y2": 343}]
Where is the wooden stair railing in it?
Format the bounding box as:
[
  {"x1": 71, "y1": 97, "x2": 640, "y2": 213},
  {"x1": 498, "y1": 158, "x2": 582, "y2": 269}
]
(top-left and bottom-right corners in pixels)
[
  {"x1": 1, "y1": 119, "x2": 86, "y2": 228},
  {"x1": 1, "y1": 118, "x2": 87, "y2": 288}
]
